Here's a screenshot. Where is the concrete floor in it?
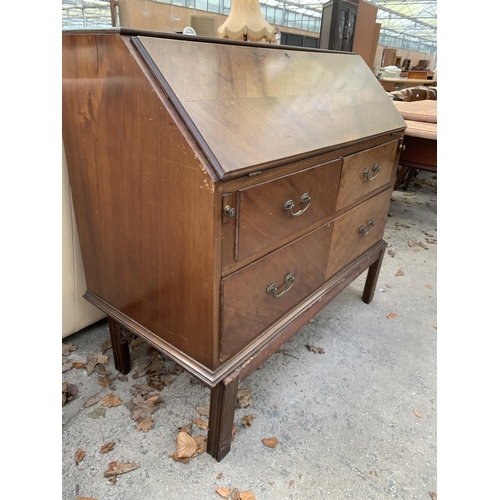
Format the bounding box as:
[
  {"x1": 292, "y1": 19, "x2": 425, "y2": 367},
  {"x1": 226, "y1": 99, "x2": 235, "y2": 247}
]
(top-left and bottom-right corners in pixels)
[{"x1": 62, "y1": 172, "x2": 437, "y2": 500}]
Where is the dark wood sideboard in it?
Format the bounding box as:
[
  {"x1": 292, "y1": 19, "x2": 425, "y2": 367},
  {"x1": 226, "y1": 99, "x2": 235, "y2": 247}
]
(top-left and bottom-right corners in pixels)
[{"x1": 62, "y1": 29, "x2": 406, "y2": 461}]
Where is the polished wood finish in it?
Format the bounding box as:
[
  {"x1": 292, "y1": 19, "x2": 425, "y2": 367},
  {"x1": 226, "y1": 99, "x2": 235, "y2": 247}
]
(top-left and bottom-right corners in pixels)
[{"x1": 62, "y1": 29, "x2": 405, "y2": 461}]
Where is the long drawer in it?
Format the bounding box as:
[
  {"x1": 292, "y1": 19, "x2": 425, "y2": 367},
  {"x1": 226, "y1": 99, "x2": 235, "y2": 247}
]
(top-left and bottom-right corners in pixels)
[
  {"x1": 235, "y1": 159, "x2": 341, "y2": 262},
  {"x1": 220, "y1": 222, "x2": 334, "y2": 360},
  {"x1": 326, "y1": 187, "x2": 393, "y2": 279}
]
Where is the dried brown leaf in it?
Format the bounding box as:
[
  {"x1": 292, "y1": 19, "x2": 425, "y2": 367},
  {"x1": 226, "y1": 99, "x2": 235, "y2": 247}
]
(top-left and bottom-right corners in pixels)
[
  {"x1": 231, "y1": 489, "x2": 240, "y2": 500},
  {"x1": 387, "y1": 312, "x2": 398, "y2": 319},
  {"x1": 97, "y1": 354, "x2": 109, "y2": 364},
  {"x1": 414, "y1": 410, "x2": 422, "y2": 418},
  {"x1": 130, "y1": 393, "x2": 160, "y2": 421},
  {"x1": 169, "y1": 452, "x2": 189, "y2": 463},
  {"x1": 242, "y1": 414, "x2": 256, "y2": 427},
  {"x1": 240, "y1": 492, "x2": 257, "y2": 500},
  {"x1": 237, "y1": 388, "x2": 252, "y2": 408},
  {"x1": 62, "y1": 343, "x2": 77, "y2": 356},
  {"x1": 101, "y1": 394, "x2": 123, "y2": 407},
  {"x1": 262, "y1": 437, "x2": 278, "y2": 448},
  {"x1": 196, "y1": 404, "x2": 210, "y2": 416},
  {"x1": 178, "y1": 423, "x2": 193, "y2": 435},
  {"x1": 425, "y1": 284, "x2": 432, "y2": 289},
  {"x1": 216, "y1": 487, "x2": 231, "y2": 498},
  {"x1": 101, "y1": 339, "x2": 112, "y2": 352},
  {"x1": 98, "y1": 376, "x2": 112, "y2": 388},
  {"x1": 75, "y1": 448, "x2": 86, "y2": 464},
  {"x1": 73, "y1": 362, "x2": 85, "y2": 369},
  {"x1": 83, "y1": 396, "x2": 102, "y2": 408},
  {"x1": 216, "y1": 472, "x2": 223, "y2": 479},
  {"x1": 176, "y1": 431, "x2": 199, "y2": 458},
  {"x1": 194, "y1": 435, "x2": 207, "y2": 455},
  {"x1": 62, "y1": 382, "x2": 78, "y2": 406},
  {"x1": 395, "y1": 270, "x2": 405, "y2": 276},
  {"x1": 193, "y1": 417, "x2": 209, "y2": 430},
  {"x1": 388, "y1": 249, "x2": 395, "y2": 257},
  {"x1": 136, "y1": 417, "x2": 154, "y2": 432},
  {"x1": 100, "y1": 442, "x2": 115, "y2": 454},
  {"x1": 429, "y1": 493, "x2": 437, "y2": 500},
  {"x1": 104, "y1": 461, "x2": 139, "y2": 477},
  {"x1": 62, "y1": 359, "x2": 74, "y2": 372},
  {"x1": 419, "y1": 241, "x2": 429, "y2": 250},
  {"x1": 306, "y1": 344, "x2": 325, "y2": 354}
]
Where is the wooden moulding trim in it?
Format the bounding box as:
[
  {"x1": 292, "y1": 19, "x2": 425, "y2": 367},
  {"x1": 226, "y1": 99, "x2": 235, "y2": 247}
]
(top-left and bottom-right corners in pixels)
[
  {"x1": 84, "y1": 240, "x2": 386, "y2": 389},
  {"x1": 130, "y1": 35, "x2": 226, "y2": 180},
  {"x1": 399, "y1": 160, "x2": 437, "y2": 173}
]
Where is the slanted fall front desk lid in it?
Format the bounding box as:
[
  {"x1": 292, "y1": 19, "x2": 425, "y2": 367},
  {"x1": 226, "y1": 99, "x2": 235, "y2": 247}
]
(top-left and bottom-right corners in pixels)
[{"x1": 133, "y1": 35, "x2": 405, "y2": 180}]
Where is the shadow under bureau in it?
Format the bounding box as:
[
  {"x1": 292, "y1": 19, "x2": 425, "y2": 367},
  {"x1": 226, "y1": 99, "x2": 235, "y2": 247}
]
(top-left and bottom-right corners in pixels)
[{"x1": 62, "y1": 29, "x2": 406, "y2": 461}]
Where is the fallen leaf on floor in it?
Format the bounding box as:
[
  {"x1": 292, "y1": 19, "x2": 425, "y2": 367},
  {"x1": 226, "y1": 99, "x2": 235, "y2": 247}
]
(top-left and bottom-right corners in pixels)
[
  {"x1": 193, "y1": 417, "x2": 209, "y2": 430},
  {"x1": 130, "y1": 393, "x2": 160, "y2": 421},
  {"x1": 387, "y1": 212, "x2": 395, "y2": 217},
  {"x1": 425, "y1": 236, "x2": 437, "y2": 244},
  {"x1": 75, "y1": 448, "x2": 86, "y2": 464},
  {"x1": 232, "y1": 424, "x2": 237, "y2": 440},
  {"x1": 62, "y1": 343, "x2": 77, "y2": 356},
  {"x1": 425, "y1": 284, "x2": 432, "y2": 289},
  {"x1": 196, "y1": 404, "x2": 210, "y2": 417},
  {"x1": 433, "y1": 325, "x2": 437, "y2": 329},
  {"x1": 62, "y1": 382, "x2": 78, "y2": 406},
  {"x1": 216, "y1": 487, "x2": 231, "y2": 498},
  {"x1": 108, "y1": 477, "x2": 117, "y2": 484},
  {"x1": 242, "y1": 414, "x2": 256, "y2": 427},
  {"x1": 395, "y1": 270, "x2": 405, "y2": 276},
  {"x1": 84, "y1": 396, "x2": 102, "y2": 408},
  {"x1": 87, "y1": 407, "x2": 106, "y2": 418},
  {"x1": 73, "y1": 362, "x2": 85, "y2": 369},
  {"x1": 387, "y1": 313, "x2": 398, "y2": 319},
  {"x1": 388, "y1": 249, "x2": 395, "y2": 257},
  {"x1": 414, "y1": 410, "x2": 422, "y2": 418},
  {"x1": 231, "y1": 489, "x2": 240, "y2": 500},
  {"x1": 62, "y1": 359, "x2": 73, "y2": 372},
  {"x1": 216, "y1": 472, "x2": 223, "y2": 479},
  {"x1": 289, "y1": 480, "x2": 295, "y2": 486},
  {"x1": 118, "y1": 375, "x2": 128, "y2": 382},
  {"x1": 100, "y1": 442, "x2": 115, "y2": 454},
  {"x1": 429, "y1": 492, "x2": 437, "y2": 500},
  {"x1": 76, "y1": 497, "x2": 97, "y2": 500},
  {"x1": 173, "y1": 431, "x2": 206, "y2": 461},
  {"x1": 237, "y1": 388, "x2": 252, "y2": 408},
  {"x1": 101, "y1": 394, "x2": 123, "y2": 407},
  {"x1": 98, "y1": 376, "x2": 112, "y2": 388},
  {"x1": 413, "y1": 248, "x2": 420, "y2": 252},
  {"x1": 104, "y1": 461, "x2": 140, "y2": 477},
  {"x1": 408, "y1": 241, "x2": 416, "y2": 247},
  {"x1": 306, "y1": 344, "x2": 325, "y2": 354},
  {"x1": 239, "y1": 492, "x2": 256, "y2": 500},
  {"x1": 419, "y1": 241, "x2": 429, "y2": 250},
  {"x1": 178, "y1": 423, "x2": 193, "y2": 434},
  {"x1": 130, "y1": 337, "x2": 144, "y2": 348},
  {"x1": 195, "y1": 435, "x2": 207, "y2": 455},
  {"x1": 101, "y1": 339, "x2": 112, "y2": 352},
  {"x1": 136, "y1": 417, "x2": 154, "y2": 432},
  {"x1": 262, "y1": 437, "x2": 278, "y2": 448}
]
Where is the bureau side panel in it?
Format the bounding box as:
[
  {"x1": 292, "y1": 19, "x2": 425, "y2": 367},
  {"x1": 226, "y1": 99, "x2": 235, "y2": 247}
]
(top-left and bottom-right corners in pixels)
[{"x1": 62, "y1": 33, "x2": 219, "y2": 369}]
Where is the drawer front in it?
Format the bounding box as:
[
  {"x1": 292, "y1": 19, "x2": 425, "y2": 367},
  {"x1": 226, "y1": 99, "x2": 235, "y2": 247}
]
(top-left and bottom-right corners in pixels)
[
  {"x1": 221, "y1": 223, "x2": 333, "y2": 360},
  {"x1": 336, "y1": 140, "x2": 398, "y2": 210},
  {"x1": 326, "y1": 187, "x2": 392, "y2": 279},
  {"x1": 236, "y1": 160, "x2": 341, "y2": 262}
]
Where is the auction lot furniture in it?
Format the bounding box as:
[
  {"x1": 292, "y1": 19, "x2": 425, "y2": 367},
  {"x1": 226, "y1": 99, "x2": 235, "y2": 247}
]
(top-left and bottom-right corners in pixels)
[
  {"x1": 62, "y1": 29, "x2": 406, "y2": 460},
  {"x1": 379, "y1": 77, "x2": 437, "y2": 92},
  {"x1": 393, "y1": 100, "x2": 437, "y2": 190}
]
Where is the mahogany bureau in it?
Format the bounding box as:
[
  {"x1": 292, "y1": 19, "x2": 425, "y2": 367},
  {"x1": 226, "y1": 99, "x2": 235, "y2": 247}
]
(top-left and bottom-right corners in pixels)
[{"x1": 62, "y1": 29, "x2": 406, "y2": 461}]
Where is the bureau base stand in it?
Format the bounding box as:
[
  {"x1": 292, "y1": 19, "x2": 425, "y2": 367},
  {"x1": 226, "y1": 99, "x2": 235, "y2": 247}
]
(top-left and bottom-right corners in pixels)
[{"x1": 97, "y1": 241, "x2": 387, "y2": 461}]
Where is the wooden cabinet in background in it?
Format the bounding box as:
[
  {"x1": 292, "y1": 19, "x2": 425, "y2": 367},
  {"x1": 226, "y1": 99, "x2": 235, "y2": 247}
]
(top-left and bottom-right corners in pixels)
[
  {"x1": 62, "y1": 29, "x2": 406, "y2": 461},
  {"x1": 319, "y1": 0, "x2": 359, "y2": 52}
]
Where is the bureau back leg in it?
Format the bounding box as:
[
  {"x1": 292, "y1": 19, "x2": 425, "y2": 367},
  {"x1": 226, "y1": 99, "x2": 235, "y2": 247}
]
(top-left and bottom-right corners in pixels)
[
  {"x1": 207, "y1": 372, "x2": 239, "y2": 461},
  {"x1": 107, "y1": 316, "x2": 132, "y2": 374},
  {"x1": 362, "y1": 246, "x2": 386, "y2": 304}
]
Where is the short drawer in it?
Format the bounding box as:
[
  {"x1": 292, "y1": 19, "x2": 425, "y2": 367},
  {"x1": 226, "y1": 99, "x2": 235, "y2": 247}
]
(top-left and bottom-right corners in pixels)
[
  {"x1": 221, "y1": 222, "x2": 333, "y2": 361},
  {"x1": 235, "y1": 159, "x2": 341, "y2": 262},
  {"x1": 336, "y1": 140, "x2": 398, "y2": 210},
  {"x1": 326, "y1": 187, "x2": 392, "y2": 279}
]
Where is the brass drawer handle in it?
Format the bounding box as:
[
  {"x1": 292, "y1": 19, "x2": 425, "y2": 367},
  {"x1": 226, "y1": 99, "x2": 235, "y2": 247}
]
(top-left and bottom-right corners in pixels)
[
  {"x1": 267, "y1": 272, "x2": 295, "y2": 298},
  {"x1": 283, "y1": 193, "x2": 311, "y2": 217},
  {"x1": 363, "y1": 164, "x2": 380, "y2": 181},
  {"x1": 359, "y1": 219, "x2": 375, "y2": 236}
]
